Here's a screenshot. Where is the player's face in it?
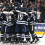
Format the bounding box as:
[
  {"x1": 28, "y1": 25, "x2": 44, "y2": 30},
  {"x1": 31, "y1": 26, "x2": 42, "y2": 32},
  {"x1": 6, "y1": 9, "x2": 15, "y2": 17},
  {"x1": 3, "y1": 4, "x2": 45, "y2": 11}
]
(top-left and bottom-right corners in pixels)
[
  {"x1": 0, "y1": 8, "x2": 2, "y2": 11},
  {"x1": 4, "y1": 1, "x2": 6, "y2": 4}
]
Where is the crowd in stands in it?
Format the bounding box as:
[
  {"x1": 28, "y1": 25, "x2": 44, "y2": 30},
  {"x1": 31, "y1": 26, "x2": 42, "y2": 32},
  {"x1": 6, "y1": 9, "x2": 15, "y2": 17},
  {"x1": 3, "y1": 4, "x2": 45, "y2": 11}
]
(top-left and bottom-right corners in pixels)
[{"x1": 0, "y1": 0, "x2": 45, "y2": 23}]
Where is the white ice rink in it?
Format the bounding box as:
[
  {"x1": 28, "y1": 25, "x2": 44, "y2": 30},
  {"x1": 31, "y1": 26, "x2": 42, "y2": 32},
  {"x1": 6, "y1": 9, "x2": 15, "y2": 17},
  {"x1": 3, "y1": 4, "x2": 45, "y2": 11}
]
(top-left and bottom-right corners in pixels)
[{"x1": 0, "y1": 35, "x2": 45, "y2": 45}]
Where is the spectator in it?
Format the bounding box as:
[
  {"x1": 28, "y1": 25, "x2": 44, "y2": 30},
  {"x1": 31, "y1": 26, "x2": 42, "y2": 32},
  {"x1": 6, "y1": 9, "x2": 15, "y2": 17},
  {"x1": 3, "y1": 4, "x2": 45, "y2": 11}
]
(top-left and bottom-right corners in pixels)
[
  {"x1": 0, "y1": 6, "x2": 2, "y2": 11},
  {"x1": 40, "y1": 11, "x2": 45, "y2": 23},
  {"x1": 0, "y1": 0, "x2": 45, "y2": 23},
  {"x1": 28, "y1": 4, "x2": 32, "y2": 12}
]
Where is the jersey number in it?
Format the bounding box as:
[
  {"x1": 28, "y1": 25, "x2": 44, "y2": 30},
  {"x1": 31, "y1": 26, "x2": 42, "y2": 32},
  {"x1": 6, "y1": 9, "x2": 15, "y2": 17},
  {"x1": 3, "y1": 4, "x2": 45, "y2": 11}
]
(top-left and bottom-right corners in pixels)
[
  {"x1": 18, "y1": 13, "x2": 23, "y2": 20},
  {"x1": 6, "y1": 16, "x2": 11, "y2": 22}
]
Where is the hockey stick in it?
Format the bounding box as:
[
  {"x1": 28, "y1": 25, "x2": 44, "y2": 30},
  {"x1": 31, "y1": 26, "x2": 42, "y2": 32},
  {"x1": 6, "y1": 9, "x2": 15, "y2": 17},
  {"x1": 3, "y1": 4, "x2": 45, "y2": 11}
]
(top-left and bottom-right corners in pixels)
[
  {"x1": 3, "y1": 25, "x2": 7, "y2": 43},
  {"x1": 28, "y1": 21, "x2": 45, "y2": 38},
  {"x1": 35, "y1": 25, "x2": 45, "y2": 38},
  {"x1": 38, "y1": 32, "x2": 45, "y2": 38}
]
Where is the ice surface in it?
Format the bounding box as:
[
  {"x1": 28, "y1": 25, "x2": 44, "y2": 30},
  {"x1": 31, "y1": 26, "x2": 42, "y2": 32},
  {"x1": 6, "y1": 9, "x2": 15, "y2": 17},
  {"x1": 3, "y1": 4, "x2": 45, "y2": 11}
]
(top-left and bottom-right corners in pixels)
[{"x1": 0, "y1": 35, "x2": 45, "y2": 45}]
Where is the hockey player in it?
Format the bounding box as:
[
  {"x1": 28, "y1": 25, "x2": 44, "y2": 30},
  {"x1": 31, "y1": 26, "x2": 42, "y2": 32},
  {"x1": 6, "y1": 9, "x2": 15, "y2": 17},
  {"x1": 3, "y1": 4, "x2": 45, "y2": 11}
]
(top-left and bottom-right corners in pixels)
[
  {"x1": 25, "y1": 13, "x2": 31, "y2": 42},
  {"x1": 14, "y1": 10, "x2": 21, "y2": 43},
  {"x1": 0, "y1": 6, "x2": 7, "y2": 43},
  {"x1": 3, "y1": 11, "x2": 15, "y2": 43},
  {"x1": 27, "y1": 12, "x2": 39, "y2": 44},
  {"x1": 1, "y1": 13, "x2": 7, "y2": 42},
  {"x1": 14, "y1": 8, "x2": 28, "y2": 43}
]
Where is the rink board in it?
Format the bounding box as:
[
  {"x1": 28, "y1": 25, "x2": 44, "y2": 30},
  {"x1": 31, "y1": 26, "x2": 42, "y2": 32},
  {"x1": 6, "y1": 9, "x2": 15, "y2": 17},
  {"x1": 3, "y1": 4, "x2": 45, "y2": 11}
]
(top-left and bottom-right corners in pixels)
[
  {"x1": 0, "y1": 23, "x2": 45, "y2": 35},
  {"x1": 35, "y1": 32, "x2": 45, "y2": 35},
  {"x1": 0, "y1": 31, "x2": 45, "y2": 35}
]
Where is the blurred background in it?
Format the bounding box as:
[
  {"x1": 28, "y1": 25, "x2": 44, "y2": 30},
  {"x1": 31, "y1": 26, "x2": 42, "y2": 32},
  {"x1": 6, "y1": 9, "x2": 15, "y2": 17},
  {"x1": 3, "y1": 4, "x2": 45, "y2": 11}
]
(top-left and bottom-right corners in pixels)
[
  {"x1": 0, "y1": 0, "x2": 45, "y2": 23},
  {"x1": 0, "y1": 0, "x2": 45, "y2": 33}
]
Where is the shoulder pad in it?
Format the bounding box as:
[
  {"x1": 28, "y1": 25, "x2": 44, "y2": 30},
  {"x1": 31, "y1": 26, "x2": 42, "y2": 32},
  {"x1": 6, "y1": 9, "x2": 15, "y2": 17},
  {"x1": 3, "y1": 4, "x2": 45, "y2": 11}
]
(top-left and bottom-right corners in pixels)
[
  {"x1": 3, "y1": 11, "x2": 14, "y2": 15},
  {"x1": 0, "y1": 12, "x2": 3, "y2": 15},
  {"x1": 16, "y1": 10, "x2": 21, "y2": 12}
]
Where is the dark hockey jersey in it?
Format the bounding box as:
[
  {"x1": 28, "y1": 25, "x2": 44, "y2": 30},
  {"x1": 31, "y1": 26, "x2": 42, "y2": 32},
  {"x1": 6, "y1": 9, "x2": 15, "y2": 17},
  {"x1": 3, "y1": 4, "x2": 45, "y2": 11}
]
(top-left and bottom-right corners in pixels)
[
  {"x1": 0, "y1": 12, "x2": 3, "y2": 21},
  {"x1": 26, "y1": 12, "x2": 35, "y2": 25},
  {"x1": 2, "y1": 12, "x2": 15, "y2": 26},
  {"x1": 14, "y1": 10, "x2": 28, "y2": 24},
  {"x1": 0, "y1": 12, "x2": 3, "y2": 28},
  {"x1": 0, "y1": 12, "x2": 6, "y2": 30},
  {"x1": 0, "y1": 12, "x2": 6, "y2": 25}
]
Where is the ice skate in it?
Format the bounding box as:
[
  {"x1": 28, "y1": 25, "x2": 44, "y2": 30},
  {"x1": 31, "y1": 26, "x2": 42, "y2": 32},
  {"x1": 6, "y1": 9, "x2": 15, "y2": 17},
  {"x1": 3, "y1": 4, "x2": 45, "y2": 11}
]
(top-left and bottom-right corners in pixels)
[
  {"x1": 20, "y1": 40, "x2": 27, "y2": 44},
  {"x1": 30, "y1": 40, "x2": 34, "y2": 44},
  {"x1": 15, "y1": 39, "x2": 19, "y2": 44},
  {"x1": 35, "y1": 38, "x2": 39, "y2": 43},
  {"x1": 27, "y1": 39, "x2": 30, "y2": 42},
  {"x1": 0, "y1": 41, "x2": 4, "y2": 44},
  {"x1": 10, "y1": 37, "x2": 15, "y2": 44},
  {"x1": 4, "y1": 40, "x2": 10, "y2": 44}
]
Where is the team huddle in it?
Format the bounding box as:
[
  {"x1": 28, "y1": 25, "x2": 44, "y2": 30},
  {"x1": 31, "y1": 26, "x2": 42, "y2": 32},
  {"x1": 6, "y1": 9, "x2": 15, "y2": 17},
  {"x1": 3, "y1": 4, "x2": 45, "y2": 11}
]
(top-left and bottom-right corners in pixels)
[{"x1": 0, "y1": 7, "x2": 39, "y2": 44}]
